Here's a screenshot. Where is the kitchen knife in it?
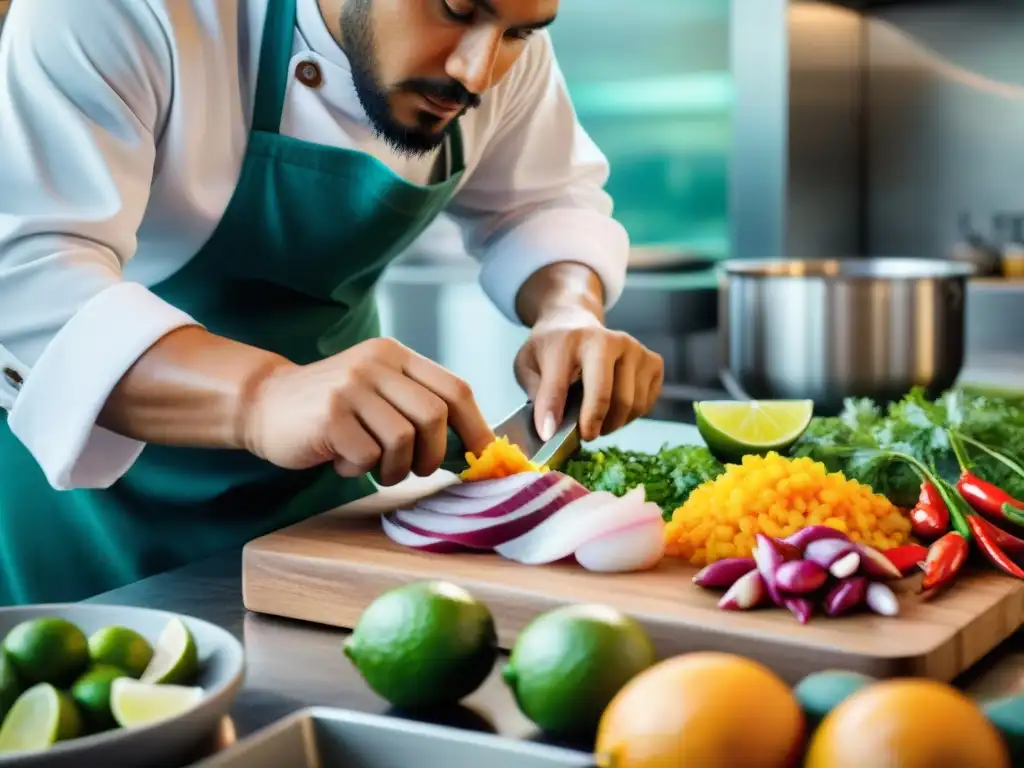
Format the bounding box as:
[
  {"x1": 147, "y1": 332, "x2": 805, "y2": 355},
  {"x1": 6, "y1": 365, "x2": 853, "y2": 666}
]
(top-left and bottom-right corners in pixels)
[{"x1": 441, "y1": 382, "x2": 584, "y2": 474}]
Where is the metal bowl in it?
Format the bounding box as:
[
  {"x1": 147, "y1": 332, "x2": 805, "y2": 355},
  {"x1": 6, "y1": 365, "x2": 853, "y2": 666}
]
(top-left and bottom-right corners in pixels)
[{"x1": 718, "y1": 258, "x2": 975, "y2": 413}]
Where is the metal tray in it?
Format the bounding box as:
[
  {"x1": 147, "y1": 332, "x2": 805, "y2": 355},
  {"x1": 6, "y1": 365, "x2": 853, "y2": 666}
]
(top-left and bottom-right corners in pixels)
[{"x1": 194, "y1": 708, "x2": 597, "y2": 768}]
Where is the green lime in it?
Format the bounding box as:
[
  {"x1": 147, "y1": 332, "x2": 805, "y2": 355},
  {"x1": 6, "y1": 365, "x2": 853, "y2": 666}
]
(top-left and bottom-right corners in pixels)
[
  {"x1": 696, "y1": 399, "x2": 814, "y2": 463},
  {"x1": 793, "y1": 669, "x2": 876, "y2": 730},
  {"x1": 343, "y1": 581, "x2": 497, "y2": 710},
  {"x1": 502, "y1": 604, "x2": 657, "y2": 737},
  {"x1": 2, "y1": 617, "x2": 89, "y2": 686},
  {"x1": 109, "y1": 678, "x2": 203, "y2": 728},
  {"x1": 71, "y1": 665, "x2": 128, "y2": 733},
  {"x1": 984, "y1": 693, "x2": 1024, "y2": 763},
  {"x1": 140, "y1": 618, "x2": 198, "y2": 685},
  {"x1": 0, "y1": 650, "x2": 23, "y2": 724},
  {"x1": 88, "y1": 626, "x2": 154, "y2": 678},
  {"x1": 0, "y1": 683, "x2": 83, "y2": 753}
]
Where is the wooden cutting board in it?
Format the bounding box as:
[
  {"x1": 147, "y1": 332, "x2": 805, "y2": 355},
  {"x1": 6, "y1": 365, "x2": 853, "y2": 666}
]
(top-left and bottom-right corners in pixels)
[{"x1": 241, "y1": 421, "x2": 1024, "y2": 685}]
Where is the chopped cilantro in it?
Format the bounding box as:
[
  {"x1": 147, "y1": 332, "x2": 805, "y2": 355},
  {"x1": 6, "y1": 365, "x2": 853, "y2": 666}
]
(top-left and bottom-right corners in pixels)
[{"x1": 562, "y1": 387, "x2": 1024, "y2": 515}]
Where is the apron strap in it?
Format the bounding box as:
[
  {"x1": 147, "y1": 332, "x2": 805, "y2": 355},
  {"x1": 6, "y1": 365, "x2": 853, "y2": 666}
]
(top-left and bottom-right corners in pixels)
[{"x1": 251, "y1": 0, "x2": 298, "y2": 134}]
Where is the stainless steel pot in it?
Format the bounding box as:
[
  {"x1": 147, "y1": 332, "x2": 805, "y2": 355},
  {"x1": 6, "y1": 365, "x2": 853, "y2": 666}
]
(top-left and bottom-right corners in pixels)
[{"x1": 719, "y1": 258, "x2": 975, "y2": 413}]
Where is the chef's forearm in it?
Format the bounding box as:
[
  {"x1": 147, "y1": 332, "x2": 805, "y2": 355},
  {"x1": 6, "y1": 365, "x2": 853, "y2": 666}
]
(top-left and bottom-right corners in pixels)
[
  {"x1": 514, "y1": 262, "x2": 606, "y2": 327},
  {"x1": 97, "y1": 326, "x2": 291, "y2": 449}
]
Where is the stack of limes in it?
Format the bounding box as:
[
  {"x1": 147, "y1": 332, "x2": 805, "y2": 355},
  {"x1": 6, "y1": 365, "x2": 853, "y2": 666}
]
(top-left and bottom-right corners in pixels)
[{"x1": 0, "y1": 615, "x2": 204, "y2": 755}]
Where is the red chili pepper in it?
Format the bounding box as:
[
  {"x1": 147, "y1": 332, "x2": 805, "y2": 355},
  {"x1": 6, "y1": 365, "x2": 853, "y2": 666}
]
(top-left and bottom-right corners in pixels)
[
  {"x1": 968, "y1": 514, "x2": 1024, "y2": 557},
  {"x1": 908, "y1": 482, "x2": 950, "y2": 538},
  {"x1": 921, "y1": 531, "x2": 969, "y2": 591},
  {"x1": 967, "y1": 516, "x2": 1024, "y2": 580},
  {"x1": 958, "y1": 473, "x2": 1024, "y2": 518},
  {"x1": 883, "y1": 543, "x2": 930, "y2": 576},
  {"x1": 948, "y1": 431, "x2": 1024, "y2": 525}
]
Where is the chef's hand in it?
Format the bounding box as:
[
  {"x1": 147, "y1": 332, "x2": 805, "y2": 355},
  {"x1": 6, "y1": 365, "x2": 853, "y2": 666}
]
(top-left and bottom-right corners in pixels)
[
  {"x1": 514, "y1": 305, "x2": 664, "y2": 443},
  {"x1": 243, "y1": 337, "x2": 495, "y2": 486}
]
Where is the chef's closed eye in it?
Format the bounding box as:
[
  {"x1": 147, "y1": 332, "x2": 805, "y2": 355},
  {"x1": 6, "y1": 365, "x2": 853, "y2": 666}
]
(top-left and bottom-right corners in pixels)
[{"x1": 440, "y1": 0, "x2": 555, "y2": 40}]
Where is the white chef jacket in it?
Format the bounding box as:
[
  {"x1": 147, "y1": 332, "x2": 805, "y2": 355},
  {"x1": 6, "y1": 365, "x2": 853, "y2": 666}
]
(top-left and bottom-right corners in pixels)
[{"x1": 0, "y1": 0, "x2": 628, "y2": 492}]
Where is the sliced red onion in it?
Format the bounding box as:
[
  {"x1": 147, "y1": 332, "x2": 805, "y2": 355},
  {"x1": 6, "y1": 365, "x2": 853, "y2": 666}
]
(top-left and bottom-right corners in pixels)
[
  {"x1": 395, "y1": 475, "x2": 589, "y2": 548},
  {"x1": 784, "y1": 525, "x2": 850, "y2": 552},
  {"x1": 574, "y1": 518, "x2": 665, "y2": 573},
  {"x1": 718, "y1": 570, "x2": 767, "y2": 611},
  {"x1": 445, "y1": 472, "x2": 549, "y2": 499},
  {"x1": 495, "y1": 486, "x2": 661, "y2": 565},
  {"x1": 856, "y1": 543, "x2": 902, "y2": 580},
  {"x1": 415, "y1": 472, "x2": 563, "y2": 518},
  {"x1": 829, "y1": 552, "x2": 862, "y2": 579},
  {"x1": 866, "y1": 582, "x2": 900, "y2": 617},
  {"x1": 784, "y1": 596, "x2": 815, "y2": 625},
  {"x1": 693, "y1": 558, "x2": 757, "y2": 589},
  {"x1": 381, "y1": 513, "x2": 466, "y2": 553},
  {"x1": 804, "y1": 538, "x2": 856, "y2": 568},
  {"x1": 752, "y1": 534, "x2": 787, "y2": 606}
]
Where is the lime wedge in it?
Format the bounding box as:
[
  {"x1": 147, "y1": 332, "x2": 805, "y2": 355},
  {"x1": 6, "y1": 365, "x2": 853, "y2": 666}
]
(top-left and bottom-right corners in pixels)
[
  {"x1": 0, "y1": 683, "x2": 82, "y2": 753},
  {"x1": 109, "y1": 678, "x2": 203, "y2": 728},
  {"x1": 139, "y1": 618, "x2": 198, "y2": 686},
  {"x1": 696, "y1": 399, "x2": 814, "y2": 463}
]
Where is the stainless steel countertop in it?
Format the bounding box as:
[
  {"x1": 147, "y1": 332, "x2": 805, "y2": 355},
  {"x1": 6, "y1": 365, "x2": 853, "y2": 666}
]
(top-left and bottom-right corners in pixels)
[{"x1": 80, "y1": 417, "x2": 1024, "y2": 764}]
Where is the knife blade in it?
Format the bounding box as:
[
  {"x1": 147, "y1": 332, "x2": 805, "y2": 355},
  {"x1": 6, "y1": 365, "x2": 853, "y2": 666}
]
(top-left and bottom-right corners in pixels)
[{"x1": 440, "y1": 382, "x2": 584, "y2": 474}]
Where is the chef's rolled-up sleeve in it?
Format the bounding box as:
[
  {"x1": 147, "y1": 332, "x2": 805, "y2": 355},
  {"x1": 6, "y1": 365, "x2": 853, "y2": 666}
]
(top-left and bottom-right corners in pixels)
[
  {"x1": 447, "y1": 33, "x2": 630, "y2": 326},
  {"x1": 0, "y1": 0, "x2": 199, "y2": 490}
]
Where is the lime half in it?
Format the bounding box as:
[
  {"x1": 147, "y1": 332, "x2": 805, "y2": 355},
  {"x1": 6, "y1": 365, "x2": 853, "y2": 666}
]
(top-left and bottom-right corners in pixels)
[
  {"x1": 109, "y1": 678, "x2": 203, "y2": 728},
  {"x1": 139, "y1": 619, "x2": 198, "y2": 686},
  {"x1": 0, "y1": 683, "x2": 82, "y2": 754},
  {"x1": 696, "y1": 399, "x2": 814, "y2": 463}
]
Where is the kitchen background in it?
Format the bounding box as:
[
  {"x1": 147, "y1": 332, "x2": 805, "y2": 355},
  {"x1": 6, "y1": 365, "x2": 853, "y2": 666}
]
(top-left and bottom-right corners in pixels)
[{"x1": 1, "y1": 0, "x2": 1021, "y2": 424}]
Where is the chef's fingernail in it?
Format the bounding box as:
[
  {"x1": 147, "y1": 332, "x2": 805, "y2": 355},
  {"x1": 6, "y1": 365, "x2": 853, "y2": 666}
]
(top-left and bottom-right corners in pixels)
[{"x1": 540, "y1": 413, "x2": 557, "y2": 442}]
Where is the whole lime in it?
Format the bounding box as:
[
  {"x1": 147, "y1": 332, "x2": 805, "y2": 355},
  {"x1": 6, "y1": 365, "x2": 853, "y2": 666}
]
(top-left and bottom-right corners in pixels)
[
  {"x1": 502, "y1": 604, "x2": 657, "y2": 736},
  {"x1": 71, "y1": 665, "x2": 128, "y2": 732},
  {"x1": 88, "y1": 626, "x2": 154, "y2": 679},
  {"x1": 794, "y1": 669, "x2": 876, "y2": 730},
  {"x1": 0, "y1": 650, "x2": 23, "y2": 723},
  {"x1": 3, "y1": 617, "x2": 89, "y2": 686},
  {"x1": 343, "y1": 581, "x2": 497, "y2": 710}
]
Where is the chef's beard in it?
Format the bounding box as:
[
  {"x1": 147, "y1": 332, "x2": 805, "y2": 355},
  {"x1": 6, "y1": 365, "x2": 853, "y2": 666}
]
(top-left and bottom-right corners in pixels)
[{"x1": 340, "y1": 0, "x2": 479, "y2": 157}]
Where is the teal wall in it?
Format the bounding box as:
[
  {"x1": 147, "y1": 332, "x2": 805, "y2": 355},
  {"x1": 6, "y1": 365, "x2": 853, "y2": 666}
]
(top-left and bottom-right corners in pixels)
[{"x1": 549, "y1": 0, "x2": 732, "y2": 258}]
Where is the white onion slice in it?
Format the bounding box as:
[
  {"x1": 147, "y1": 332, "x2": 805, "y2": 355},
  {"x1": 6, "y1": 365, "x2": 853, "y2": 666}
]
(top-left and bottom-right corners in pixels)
[
  {"x1": 445, "y1": 472, "x2": 545, "y2": 499},
  {"x1": 415, "y1": 472, "x2": 567, "y2": 518},
  {"x1": 381, "y1": 513, "x2": 466, "y2": 553},
  {"x1": 495, "y1": 486, "x2": 661, "y2": 565},
  {"x1": 395, "y1": 475, "x2": 589, "y2": 549},
  {"x1": 574, "y1": 518, "x2": 666, "y2": 573}
]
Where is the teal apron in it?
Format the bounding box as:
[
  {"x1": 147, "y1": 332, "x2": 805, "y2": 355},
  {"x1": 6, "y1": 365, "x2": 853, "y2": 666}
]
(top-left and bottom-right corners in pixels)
[{"x1": 0, "y1": 0, "x2": 465, "y2": 605}]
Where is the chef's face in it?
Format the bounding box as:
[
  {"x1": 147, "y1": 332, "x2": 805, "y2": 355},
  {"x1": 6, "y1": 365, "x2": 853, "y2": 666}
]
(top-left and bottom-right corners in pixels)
[{"x1": 340, "y1": 0, "x2": 558, "y2": 155}]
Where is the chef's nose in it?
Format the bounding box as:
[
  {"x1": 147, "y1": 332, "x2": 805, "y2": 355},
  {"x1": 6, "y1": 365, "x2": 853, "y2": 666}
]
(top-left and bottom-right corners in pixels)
[{"x1": 445, "y1": 26, "x2": 501, "y2": 96}]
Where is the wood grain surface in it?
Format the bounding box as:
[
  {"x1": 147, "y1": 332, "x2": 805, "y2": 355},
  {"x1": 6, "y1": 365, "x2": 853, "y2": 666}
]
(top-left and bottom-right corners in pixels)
[{"x1": 242, "y1": 509, "x2": 1024, "y2": 685}]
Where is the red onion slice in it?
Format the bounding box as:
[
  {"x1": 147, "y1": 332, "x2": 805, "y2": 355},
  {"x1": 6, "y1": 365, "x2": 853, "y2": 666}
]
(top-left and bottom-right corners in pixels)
[
  {"x1": 415, "y1": 472, "x2": 567, "y2": 518},
  {"x1": 445, "y1": 472, "x2": 546, "y2": 499},
  {"x1": 381, "y1": 513, "x2": 467, "y2": 553},
  {"x1": 495, "y1": 487, "x2": 662, "y2": 565},
  {"x1": 573, "y1": 518, "x2": 666, "y2": 573},
  {"x1": 394, "y1": 475, "x2": 589, "y2": 549}
]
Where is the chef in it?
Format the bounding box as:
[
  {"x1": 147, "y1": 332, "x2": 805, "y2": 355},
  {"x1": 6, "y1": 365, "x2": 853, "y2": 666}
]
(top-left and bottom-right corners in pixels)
[{"x1": 0, "y1": 0, "x2": 664, "y2": 605}]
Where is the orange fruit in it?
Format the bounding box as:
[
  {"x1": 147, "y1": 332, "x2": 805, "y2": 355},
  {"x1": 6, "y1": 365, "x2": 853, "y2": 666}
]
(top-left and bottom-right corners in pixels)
[
  {"x1": 805, "y1": 678, "x2": 1009, "y2": 768},
  {"x1": 595, "y1": 652, "x2": 803, "y2": 767}
]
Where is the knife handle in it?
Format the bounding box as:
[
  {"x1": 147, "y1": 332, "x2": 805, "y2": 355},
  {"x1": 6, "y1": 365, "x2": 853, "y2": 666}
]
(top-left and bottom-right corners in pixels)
[{"x1": 439, "y1": 426, "x2": 469, "y2": 474}]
